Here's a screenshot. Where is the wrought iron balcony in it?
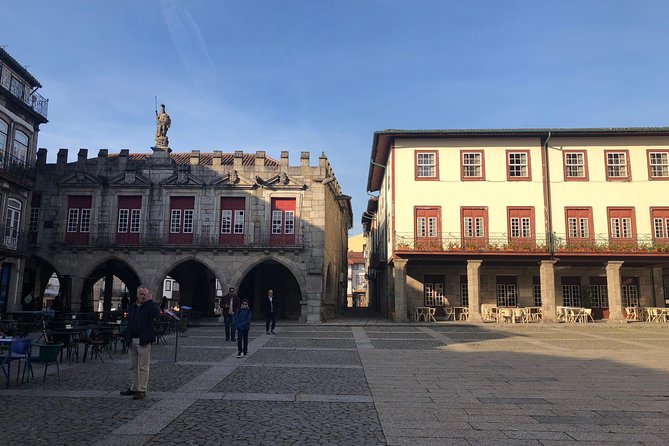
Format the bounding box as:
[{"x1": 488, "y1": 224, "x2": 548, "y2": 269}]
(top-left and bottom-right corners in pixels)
[
  {"x1": 0, "y1": 64, "x2": 48, "y2": 119},
  {"x1": 0, "y1": 153, "x2": 36, "y2": 184},
  {"x1": 0, "y1": 223, "x2": 30, "y2": 254},
  {"x1": 52, "y1": 230, "x2": 304, "y2": 250},
  {"x1": 394, "y1": 232, "x2": 669, "y2": 255}
]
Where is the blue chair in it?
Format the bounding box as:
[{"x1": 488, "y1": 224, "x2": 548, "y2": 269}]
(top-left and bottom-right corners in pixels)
[
  {"x1": 5, "y1": 337, "x2": 32, "y2": 383},
  {"x1": 25, "y1": 343, "x2": 64, "y2": 384}
]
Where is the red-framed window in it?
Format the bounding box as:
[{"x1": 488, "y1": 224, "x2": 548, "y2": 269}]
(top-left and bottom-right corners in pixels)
[
  {"x1": 415, "y1": 151, "x2": 439, "y2": 181},
  {"x1": 461, "y1": 207, "x2": 488, "y2": 249},
  {"x1": 424, "y1": 275, "x2": 445, "y2": 306},
  {"x1": 66, "y1": 195, "x2": 92, "y2": 244},
  {"x1": 565, "y1": 207, "x2": 594, "y2": 247},
  {"x1": 507, "y1": 207, "x2": 535, "y2": 248},
  {"x1": 414, "y1": 206, "x2": 441, "y2": 250},
  {"x1": 650, "y1": 207, "x2": 669, "y2": 242},
  {"x1": 116, "y1": 196, "x2": 142, "y2": 244},
  {"x1": 563, "y1": 151, "x2": 589, "y2": 181},
  {"x1": 605, "y1": 150, "x2": 631, "y2": 181},
  {"x1": 169, "y1": 196, "x2": 195, "y2": 244},
  {"x1": 220, "y1": 197, "x2": 245, "y2": 246},
  {"x1": 647, "y1": 150, "x2": 669, "y2": 180},
  {"x1": 506, "y1": 150, "x2": 531, "y2": 181},
  {"x1": 270, "y1": 197, "x2": 296, "y2": 246},
  {"x1": 460, "y1": 150, "x2": 485, "y2": 180},
  {"x1": 607, "y1": 207, "x2": 636, "y2": 244}
]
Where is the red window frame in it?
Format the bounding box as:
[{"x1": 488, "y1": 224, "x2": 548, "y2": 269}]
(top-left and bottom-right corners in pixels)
[
  {"x1": 564, "y1": 207, "x2": 594, "y2": 248},
  {"x1": 460, "y1": 150, "x2": 485, "y2": 181},
  {"x1": 169, "y1": 196, "x2": 195, "y2": 244},
  {"x1": 506, "y1": 150, "x2": 531, "y2": 181},
  {"x1": 650, "y1": 207, "x2": 669, "y2": 242},
  {"x1": 414, "y1": 206, "x2": 441, "y2": 250},
  {"x1": 270, "y1": 197, "x2": 296, "y2": 246},
  {"x1": 65, "y1": 195, "x2": 92, "y2": 244},
  {"x1": 563, "y1": 150, "x2": 589, "y2": 181},
  {"x1": 116, "y1": 196, "x2": 142, "y2": 244},
  {"x1": 414, "y1": 150, "x2": 439, "y2": 181},
  {"x1": 604, "y1": 150, "x2": 631, "y2": 181},
  {"x1": 220, "y1": 197, "x2": 245, "y2": 246},
  {"x1": 507, "y1": 207, "x2": 535, "y2": 248},
  {"x1": 647, "y1": 149, "x2": 669, "y2": 181},
  {"x1": 461, "y1": 207, "x2": 488, "y2": 249},
  {"x1": 607, "y1": 207, "x2": 636, "y2": 244}
]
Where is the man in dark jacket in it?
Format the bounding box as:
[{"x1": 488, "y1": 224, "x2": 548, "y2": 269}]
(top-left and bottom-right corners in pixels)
[
  {"x1": 220, "y1": 287, "x2": 240, "y2": 341},
  {"x1": 234, "y1": 299, "x2": 252, "y2": 358},
  {"x1": 121, "y1": 285, "x2": 160, "y2": 400},
  {"x1": 263, "y1": 289, "x2": 278, "y2": 334}
]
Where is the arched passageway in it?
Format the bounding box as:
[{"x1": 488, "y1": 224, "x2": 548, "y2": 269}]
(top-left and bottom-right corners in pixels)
[
  {"x1": 80, "y1": 258, "x2": 141, "y2": 313},
  {"x1": 164, "y1": 259, "x2": 218, "y2": 316},
  {"x1": 238, "y1": 260, "x2": 302, "y2": 320},
  {"x1": 22, "y1": 257, "x2": 59, "y2": 311}
]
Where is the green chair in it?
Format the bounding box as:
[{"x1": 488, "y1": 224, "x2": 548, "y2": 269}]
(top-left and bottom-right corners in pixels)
[{"x1": 27, "y1": 343, "x2": 64, "y2": 384}]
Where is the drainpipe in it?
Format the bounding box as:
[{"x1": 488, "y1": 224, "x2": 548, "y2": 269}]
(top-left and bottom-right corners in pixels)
[{"x1": 543, "y1": 132, "x2": 553, "y2": 254}]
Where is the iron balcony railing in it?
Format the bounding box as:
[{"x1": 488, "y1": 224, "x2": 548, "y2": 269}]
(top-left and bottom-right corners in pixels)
[
  {"x1": 0, "y1": 223, "x2": 30, "y2": 253},
  {"x1": 0, "y1": 63, "x2": 49, "y2": 119},
  {"x1": 394, "y1": 232, "x2": 669, "y2": 255},
  {"x1": 0, "y1": 152, "x2": 36, "y2": 183},
  {"x1": 53, "y1": 230, "x2": 304, "y2": 250}
]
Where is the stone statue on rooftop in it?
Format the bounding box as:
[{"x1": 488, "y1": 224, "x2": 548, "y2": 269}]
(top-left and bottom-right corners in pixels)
[{"x1": 155, "y1": 104, "x2": 171, "y2": 148}]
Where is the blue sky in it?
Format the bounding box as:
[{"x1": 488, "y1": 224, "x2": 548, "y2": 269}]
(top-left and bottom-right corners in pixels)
[{"x1": 2, "y1": 0, "x2": 668, "y2": 235}]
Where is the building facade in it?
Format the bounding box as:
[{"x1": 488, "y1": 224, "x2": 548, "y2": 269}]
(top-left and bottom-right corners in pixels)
[
  {"x1": 364, "y1": 128, "x2": 669, "y2": 322},
  {"x1": 0, "y1": 48, "x2": 48, "y2": 312},
  {"x1": 26, "y1": 147, "x2": 352, "y2": 322},
  {"x1": 347, "y1": 250, "x2": 367, "y2": 307}
]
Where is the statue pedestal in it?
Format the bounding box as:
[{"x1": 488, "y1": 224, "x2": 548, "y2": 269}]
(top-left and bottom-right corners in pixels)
[{"x1": 149, "y1": 146, "x2": 173, "y2": 167}]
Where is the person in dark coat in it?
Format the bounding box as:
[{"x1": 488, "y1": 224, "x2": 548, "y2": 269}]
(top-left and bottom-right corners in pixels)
[
  {"x1": 220, "y1": 287, "x2": 241, "y2": 341},
  {"x1": 234, "y1": 299, "x2": 252, "y2": 358},
  {"x1": 120, "y1": 285, "x2": 160, "y2": 400},
  {"x1": 263, "y1": 289, "x2": 278, "y2": 335}
]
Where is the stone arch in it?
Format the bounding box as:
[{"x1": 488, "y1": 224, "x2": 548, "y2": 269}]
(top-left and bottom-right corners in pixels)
[
  {"x1": 233, "y1": 254, "x2": 306, "y2": 320},
  {"x1": 79, "y1": 256, "x2": 143, "y2": 313},
  {"x1": 22, "y1": 256, "x2": 61, "y2": 310},
  {"x1": 157, "y1": 256, "x2": 220, "y2": 316}
]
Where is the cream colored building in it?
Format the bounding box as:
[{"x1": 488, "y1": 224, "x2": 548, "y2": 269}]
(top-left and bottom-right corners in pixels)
[{"x1": 363, "y1": 128, "x2": 669, "y2": 322}]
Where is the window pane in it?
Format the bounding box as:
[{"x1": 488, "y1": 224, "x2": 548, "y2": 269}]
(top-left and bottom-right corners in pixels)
[
  {"x1": 272, "y1": 210, "x2": 282, "y2": 234},
  {"x1": 650, "y1": 152, "x2": 669, "y2": 177},
  {"x1": 67, "y1": 209, "x2": 79, "y2": 232},
  {"x1": 170, "y1": 209, "x2": 181, "y2": 233},
  {"x1": 284, "y1": 210, "x2": 294, "y2": 234},
  {"x1": 234, "y1": 210, "x2": 244, "y2": 234},
  {"x1": 221, "y1": 210, "x2": 232, "y2": 234},
  {"x1": 80, "y1": 209, "x2": 91, "y2": 233},
  {"x1": 130, "y1": 209, "x2": 141, "y2": 233},
  {"x1": 118, "y1": 209, "x2": 129, "y2": 233},
  {"x1": 183, "y1": 209, "x2": 194, "y2": 233},
  {"x1": 607, "y1": 152, "x2": 628, "y2": 177}
]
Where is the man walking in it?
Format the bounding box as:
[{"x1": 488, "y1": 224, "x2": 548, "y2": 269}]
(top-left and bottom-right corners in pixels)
[
  {"x1": 263, "y1": 289, "x2": 278, "y2": 335},
  {"x1": 121, "y1": 285, "x2": 160, "y2": 400},
  {"x1": 220, "y1": 287, "x2": 240, "y2": 341}
]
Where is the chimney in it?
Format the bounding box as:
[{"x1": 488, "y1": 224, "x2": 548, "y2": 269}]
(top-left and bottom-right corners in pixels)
[
  {"x1": 36, "y1": 148, "x2": 47, "y2": 168},
  {"x1": 118, "y1": 149, "x2": 129, "y2": 171},
  {"x1": 281, "y1": 151, "x2": 289, "y2": 169},
  {"x1": 190, "y1": 150, "x2": 200, "y2": 166},
  {"x1": 213, "y1": 150, "x2": 222, "y2": 166}
]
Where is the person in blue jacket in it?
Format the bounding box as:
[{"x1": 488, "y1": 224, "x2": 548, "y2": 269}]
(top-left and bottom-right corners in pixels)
[
  {"x1": 120, "y1": 285, "x2": 160, "y2": 399},
  {"x1": 234, "y1": 299, "x2": 252, "y2": 358}
]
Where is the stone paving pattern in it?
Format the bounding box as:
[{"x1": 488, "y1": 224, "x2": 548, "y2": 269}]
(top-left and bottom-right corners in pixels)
[{"x1": 1, "y1": 321, "x2": 669, "y2": 445}]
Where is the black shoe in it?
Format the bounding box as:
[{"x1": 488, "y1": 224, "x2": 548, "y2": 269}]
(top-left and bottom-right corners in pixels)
[
  {"x1": 266, "y1": 331, "x2": 270, "y2": 335},
  {"x1": 243, "y1": 352, "x2": 247, "y2": 356},
  {"x1": 133, "y1": 391, "x2": 146, "y2": 400},
  {"x1": 271, "y1": 330, "x2": 276, "y2": 334},
  {"x1": 120, "y1": 388, "x2": 138, "y2": 396},
  {"x1": 237, "y1": 352, "x2": 243, "y2": 358}
]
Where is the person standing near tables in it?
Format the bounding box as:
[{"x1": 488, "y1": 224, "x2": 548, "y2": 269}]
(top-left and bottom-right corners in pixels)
[
  {"x1": 263, "y1": 289, "x2": 278, "y2": 335},
  {"x1": 220, "y1": 287, "x2": 240, "y2": 342},
  {"x1": 234, "y1": 299, "x2": 252, "y2": 358},
  {"x1": 121, "y1": 285, "x2": 160, "y2": 400}
]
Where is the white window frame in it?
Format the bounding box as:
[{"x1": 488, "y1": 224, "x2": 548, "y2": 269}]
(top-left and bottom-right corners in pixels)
[
  {"x1": 284, "y1": 210, "x2": 294, "y2": 235},
  {"x1": 170, "y1": 209, "x2": 181, "y2": 233},
  {"x1": 508, "y1": 152, "x2": 528, "y2": 178},
  {"x1": 13, "y1": 130, "x2": 29, "y2": 164},
  {"x1": 565, "y1": 152, "x2": 585, "y2": 178},
  {"x1": 462, "y1": 152, "x2": 482, "y2": 178},
  {"x1": 80, "y1": 209, "x2": 91, "y2": 233},
  {"x1": 183, "y1": 209, "x2": 194, "y2": 233},
  {"x1": 607, "y1": 152, "x2": 628, "y2": 178},
  {"x1": 649, "y1": 152, "x2": 669, "y2": 178},
  {"x1": 130, "y1": 209, "x2": 141, "y2": 233},
  {"x1": 221, "y1": 210, "x2": 232, "y2": 234},
  {"x1": 118, "y1": 209, "x2": 129, "y2": 233},
  {"x1": 233, "y1": 210, "x2": 245, "y2": 234},
  {"x1": 5, "y1": 198, "x2": 21, "y2": 239},
  {"x1": 416, "y1": 152, "x2": 436, "y2": 178},
  {"x1": 610, "y1": 217, "x2": 632, "y2": 238},
  {"x1": 416, "y1": 217, "x2": 427, "y2": 238},
  {"x1": 67, "y1": 208, "x2": 79, "y2": 233},
  {"x1": 29, "y1": 207, "x2": 39, "y2": 232},
  {"x1": 271, "y1": 210, "x2": 282, "y2": 234}
]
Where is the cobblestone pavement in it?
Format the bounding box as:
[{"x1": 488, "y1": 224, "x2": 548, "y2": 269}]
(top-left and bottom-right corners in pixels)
[{"x1": 2, "y1": 321, "x2": 669, "y2": 445}]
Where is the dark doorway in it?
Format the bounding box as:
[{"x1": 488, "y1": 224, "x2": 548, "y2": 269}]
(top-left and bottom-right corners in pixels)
[
  {"x1": 238, "y1": 260, "x2": 302, "y2": 320},
  {"x1": 164, "y1": 259, "x2": 217, "y2": 316}
]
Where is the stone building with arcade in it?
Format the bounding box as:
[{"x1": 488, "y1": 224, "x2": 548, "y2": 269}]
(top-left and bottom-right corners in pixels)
[{"x1": 24, "y1": 112, "x2": 352, "y2": 322}]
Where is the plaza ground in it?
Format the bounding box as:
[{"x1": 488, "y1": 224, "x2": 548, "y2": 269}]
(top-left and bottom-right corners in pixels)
[{"x1": 2, "y1": 319, "x2": 669, "y2": 445}]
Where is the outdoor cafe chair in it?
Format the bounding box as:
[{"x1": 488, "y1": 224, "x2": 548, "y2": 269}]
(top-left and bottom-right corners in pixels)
[
  {"x1": 5, "y1": 337, "x2": 32, "y2": 383},
  {"x1": 89, "y1": 328, "x2": 114, "y2": 362},
  {"x1": 26, "y1": 343, "x2": 64, "y2": 384}
]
